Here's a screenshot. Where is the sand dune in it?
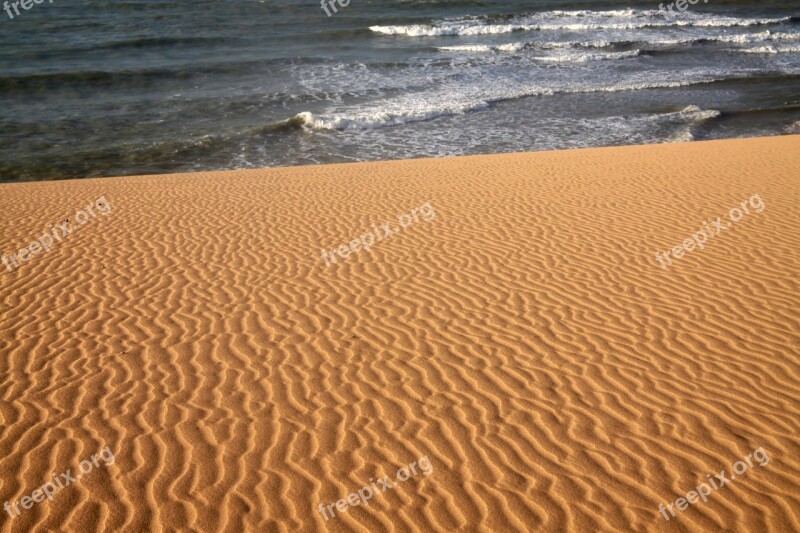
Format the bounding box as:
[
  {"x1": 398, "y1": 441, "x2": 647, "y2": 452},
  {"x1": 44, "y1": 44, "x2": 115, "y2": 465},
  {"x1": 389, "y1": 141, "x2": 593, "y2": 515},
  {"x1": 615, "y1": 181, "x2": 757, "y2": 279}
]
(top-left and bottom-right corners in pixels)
[{"x1": 0, "y1": 136, "x2": 799, "y2": 532}]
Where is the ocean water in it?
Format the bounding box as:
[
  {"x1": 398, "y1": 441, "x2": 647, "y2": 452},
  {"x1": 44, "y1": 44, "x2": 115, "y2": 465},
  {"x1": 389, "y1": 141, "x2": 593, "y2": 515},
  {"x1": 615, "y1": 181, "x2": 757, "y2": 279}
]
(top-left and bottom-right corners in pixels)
[{"x1": 0, "y1": 0, "x2": 798, "y2": 181}]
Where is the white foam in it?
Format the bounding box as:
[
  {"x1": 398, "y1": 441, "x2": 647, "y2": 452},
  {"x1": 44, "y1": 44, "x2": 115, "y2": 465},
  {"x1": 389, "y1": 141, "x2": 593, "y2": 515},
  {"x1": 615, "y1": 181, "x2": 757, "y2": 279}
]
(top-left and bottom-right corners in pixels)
[
  {"x1": 667, "y1": 129, "x2": 696, "y2": 143},
  {"x1": 737, "y1": 44, "x2": 800, "y2": 54},
  {"x1": 370, "y1": 23, "x2": 523, "y2": 36},
  {"x1": 662, "y1": 106, "x2": 722, "y2": 142},
  {"x1": 714, "y1": 31, "x2": 800, "y2": 44},
  {"x1": 370, "y1": 10, "x2": 792, "y2": 37},
  {"x1": 434, "y1": 36, "x2": 800, "y2": 72},
  {"x1": 534, "y1": 49, "x2": 642, "y2": 63},
  {"x1": 668, "y1": 105, "x2": 722, "y2": 121},
  {"x1": 546, "y1": 9, "x2": 645, "y2": 18},
  {"x1": 437, "y1": 44, "x2": 495, "y2": 52},
  {"x1": 437, "y1": 43, "x2": 529, "y2": 53},
  {"x1": 294, "y1": 100, "x2": 491, "y2": 130},
  {"x1": 291, "y1": 80, "x2": 727, "y2": 132},
  {"x1": 437, "y1": 40, "x2": 614, "y2": 53},
  {"x1": 669, "y1": 16, "x2": 790, "y2": 29},
  {"x1": 437, "y1": 31, "x2": 800, "y2": 55}
]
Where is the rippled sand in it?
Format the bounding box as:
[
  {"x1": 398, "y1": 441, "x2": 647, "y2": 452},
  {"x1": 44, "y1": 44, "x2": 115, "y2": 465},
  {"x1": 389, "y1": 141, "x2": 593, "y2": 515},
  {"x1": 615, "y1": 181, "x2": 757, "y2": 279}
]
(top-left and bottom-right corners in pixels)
[{"x1": 0, "y1": 136, "x2": 798, "y2": 532}]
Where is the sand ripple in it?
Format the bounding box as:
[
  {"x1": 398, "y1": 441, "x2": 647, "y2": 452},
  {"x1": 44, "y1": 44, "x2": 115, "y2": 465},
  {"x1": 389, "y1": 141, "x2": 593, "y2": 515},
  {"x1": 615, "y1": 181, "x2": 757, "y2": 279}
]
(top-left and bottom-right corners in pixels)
[{"x1": 1, "y1": 136, "x2": 799, "y2": 532}]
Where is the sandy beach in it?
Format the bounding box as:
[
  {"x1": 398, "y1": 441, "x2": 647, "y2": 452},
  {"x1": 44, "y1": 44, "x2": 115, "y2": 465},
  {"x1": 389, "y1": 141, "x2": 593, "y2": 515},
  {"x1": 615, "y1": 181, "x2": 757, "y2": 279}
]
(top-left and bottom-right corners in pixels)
[{"x1": 1, "y1": 135, "x2": 799, "y2": 532}]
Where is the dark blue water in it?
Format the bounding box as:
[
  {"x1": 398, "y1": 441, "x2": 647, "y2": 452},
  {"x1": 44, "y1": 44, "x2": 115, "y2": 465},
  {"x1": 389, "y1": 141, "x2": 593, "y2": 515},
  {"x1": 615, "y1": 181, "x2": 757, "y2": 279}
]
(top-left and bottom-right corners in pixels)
[{"x1": 0, "y1": 0, "x2": 798, "y2": 181}]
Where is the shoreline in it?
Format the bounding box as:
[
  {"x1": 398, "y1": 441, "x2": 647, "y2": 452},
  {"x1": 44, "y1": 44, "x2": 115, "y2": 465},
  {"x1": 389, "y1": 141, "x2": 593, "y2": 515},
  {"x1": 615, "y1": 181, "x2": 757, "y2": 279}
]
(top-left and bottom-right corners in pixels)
[{"x1": 0, "y1": 134, "x2": 796, "y2": 187}]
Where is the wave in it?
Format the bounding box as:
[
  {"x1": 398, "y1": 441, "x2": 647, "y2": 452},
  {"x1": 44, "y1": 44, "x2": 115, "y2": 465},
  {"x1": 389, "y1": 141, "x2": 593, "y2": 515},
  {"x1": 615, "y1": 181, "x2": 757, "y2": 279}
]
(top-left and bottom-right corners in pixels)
[
  {"x1": 435, "y1": 30, "x2": 800, "y2": 56},
  {"x1": 533, "y1": 49, "x2": 643, "y2": 62},
  {"x1": 664, "y1": 104, "x2": 722, "y2": 121},
  {"x1": 662, "y1": 105, "x2": 723, "y2": 142},
  {"x1": 286, "y1": 79, "x2": 734, "y2": 132},
  {"x1": 370, "y1": 10, "x2": 794, "y2": 36},
  {"x1": 292, "y1": 100, "x2": 491, "y2": 130},
  {"x1": 545, "y1": 9, "x2": 648, "y2": 18},
  {"x1": 252, "y1": 114, "x2": 310, "y2": 134},
  {"x1": 437, "y1": 40, "x2": 616, "y2": 53},
  {"x1": 99, "y1": 36, "x2": 229, "y2": 50},
  {"x1": 701, "y1": 31, "x2": 800, "y2": 44},
  {"x1": 0, "y1": 57, "x2": 335, "y2": 94},
  {"x1": 0, "y1": 68, "x2": 195, "y2": 93},
  {"x1": 736, "y1": 44, "x2": 800, "y2": 54},
  {"x1": 438, "y1": 43, "x2": 529, "y2": 53},
  {"x1": 372, "y1": 23, "x2": 528, "y2": 37}
]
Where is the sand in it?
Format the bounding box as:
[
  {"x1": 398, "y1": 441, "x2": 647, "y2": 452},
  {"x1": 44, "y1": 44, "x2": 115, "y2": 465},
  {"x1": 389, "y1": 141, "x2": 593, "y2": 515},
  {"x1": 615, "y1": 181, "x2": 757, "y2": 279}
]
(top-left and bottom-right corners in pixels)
[{"x1": 0, "y1": 135, "x2": 798, "y2": 532}]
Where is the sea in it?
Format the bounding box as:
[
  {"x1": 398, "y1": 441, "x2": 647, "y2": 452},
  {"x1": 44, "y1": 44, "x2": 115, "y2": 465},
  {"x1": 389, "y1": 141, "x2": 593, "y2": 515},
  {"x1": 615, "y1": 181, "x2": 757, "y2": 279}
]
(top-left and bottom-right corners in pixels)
[{"x1": 1, "y1": 0, "x2": 798, "y2": 181}]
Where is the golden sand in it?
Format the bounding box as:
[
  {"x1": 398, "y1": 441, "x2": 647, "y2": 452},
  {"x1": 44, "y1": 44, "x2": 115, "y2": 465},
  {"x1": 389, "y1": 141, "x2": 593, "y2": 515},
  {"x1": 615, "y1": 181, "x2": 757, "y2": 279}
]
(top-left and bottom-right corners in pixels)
[{"x1": 0, "y1": 135, "x2": 798, "y2": 532}]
